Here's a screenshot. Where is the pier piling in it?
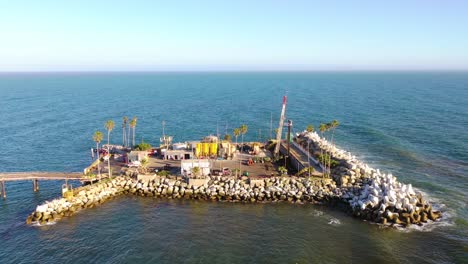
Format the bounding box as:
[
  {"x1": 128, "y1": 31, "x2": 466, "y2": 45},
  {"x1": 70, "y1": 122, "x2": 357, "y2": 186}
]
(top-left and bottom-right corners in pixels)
[
  {"x1": 1, "y1": 181, "x2": 5, "y2": 199},
  {"x1": 33, "y1": 179, "x2": 39, "y2": 192},
  {"x1": 0, "y1": 172, "x2": 83, "y2": 200}
]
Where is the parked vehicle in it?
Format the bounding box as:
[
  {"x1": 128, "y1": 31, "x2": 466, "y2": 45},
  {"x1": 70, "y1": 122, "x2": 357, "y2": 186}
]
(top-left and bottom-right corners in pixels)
[{"x1": 222, "y1": 167, "x2": 231, "y2": 176}]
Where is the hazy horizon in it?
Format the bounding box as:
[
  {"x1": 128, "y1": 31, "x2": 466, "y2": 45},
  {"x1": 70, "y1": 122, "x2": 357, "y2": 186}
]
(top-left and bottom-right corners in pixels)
[{"x1": 1, "y1": 69, "x2": 468, "y2": 73}]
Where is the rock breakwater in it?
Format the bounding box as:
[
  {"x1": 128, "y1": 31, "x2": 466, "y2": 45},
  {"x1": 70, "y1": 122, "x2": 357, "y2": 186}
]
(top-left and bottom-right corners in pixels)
[
  {"x1": 300, "y1": 131, "x2": 442, "y2": 226},
  {"x1": 27, "y1": 180, "x2": 123, "y2": 225},
  {"x1": 27, "y1": 175, "x2": 339, "y2": 225}
]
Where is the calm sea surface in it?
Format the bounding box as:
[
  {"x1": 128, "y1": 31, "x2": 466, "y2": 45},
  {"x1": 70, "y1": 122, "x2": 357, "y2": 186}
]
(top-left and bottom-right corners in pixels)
[{"x1": 0, "y1": 72, "x2": 467, "y2": 263}]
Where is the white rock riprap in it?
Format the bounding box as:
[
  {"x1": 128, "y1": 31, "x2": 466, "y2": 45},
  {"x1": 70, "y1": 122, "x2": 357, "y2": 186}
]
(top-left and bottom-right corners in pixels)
[
  {"x1": 300, "y1": 131, "x2": 441, "y2": 226},
  {"x1": 27, "y1": 175, "x2": 339, "y2": 225}
]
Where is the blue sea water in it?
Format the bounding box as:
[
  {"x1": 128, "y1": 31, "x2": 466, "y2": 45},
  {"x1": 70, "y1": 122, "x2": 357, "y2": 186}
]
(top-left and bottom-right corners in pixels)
[{"x1": 0, "y1": 72, "x2": 467, "y2": 263}]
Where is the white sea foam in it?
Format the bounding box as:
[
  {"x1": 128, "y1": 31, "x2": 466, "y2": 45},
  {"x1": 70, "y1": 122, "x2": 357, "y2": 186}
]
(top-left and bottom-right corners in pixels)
[
  {"x1": 311, "y1": 210, "x2": 324, "y2": 217},
  {"x1": 328, "y1": 218, "x2": 341, "y2": 225},
  {"x1": 32, "y1": 221, "x2": 57, "y2": 227},
  {"x1": 395, "y1": 215, "x2": 454, "y2": 233},
  {"x1": 302, "y1": 130, "x2": 447, "y2": 230}
]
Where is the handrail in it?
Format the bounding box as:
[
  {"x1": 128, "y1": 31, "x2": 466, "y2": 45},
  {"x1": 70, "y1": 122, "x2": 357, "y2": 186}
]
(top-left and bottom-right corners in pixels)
[{"x1": 291, "y1": 141, "x2": 326, "y2": 171}]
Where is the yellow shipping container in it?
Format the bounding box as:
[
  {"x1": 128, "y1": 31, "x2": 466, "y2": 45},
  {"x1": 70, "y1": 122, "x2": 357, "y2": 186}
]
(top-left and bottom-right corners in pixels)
[
  {"x1": 203, "y1": 143, "x2": 210, "y2": 156},
  {"x1": 195, "y1": 142, "x2": 219, "y2": 157},
  {"x1": 209, "y1": 143, "x2": 218, "y2": 156},
  {"x1": 195, "y1": 143, "x2": 202, "y2": 157}
]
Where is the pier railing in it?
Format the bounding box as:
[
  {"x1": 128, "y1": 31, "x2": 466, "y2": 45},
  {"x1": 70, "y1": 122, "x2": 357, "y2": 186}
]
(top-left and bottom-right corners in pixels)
[{"x1": 0, "y1": 172, "x2": 84, "y2": 199}]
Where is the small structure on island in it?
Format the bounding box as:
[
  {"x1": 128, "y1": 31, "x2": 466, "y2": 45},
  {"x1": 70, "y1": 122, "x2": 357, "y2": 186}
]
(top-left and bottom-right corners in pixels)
[
  {"x1": 128, "y1": 151, "x2": 148, "y2": 163},
  {"x1": 164, "y1": 149, "x2": 194, "y2": 160},
  {"x1": 162, "y1": 142, "x2": 195, "y2": 160},
  {"x1": 181, "y1": 159, "x2": 211, "y2": 177},
  {"x1": 218, "y1": 141, "x2": 236, "y2": 159},
  {"x1": 195, "y1": 136, "x2": 219, "y2": 158}
]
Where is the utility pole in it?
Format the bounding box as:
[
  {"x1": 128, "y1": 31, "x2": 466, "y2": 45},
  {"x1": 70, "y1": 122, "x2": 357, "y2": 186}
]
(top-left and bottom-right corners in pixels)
[
  {"x1": 161, "y1": 120, "x2": 172, "y2": 148},
  {"x1": 283, "y1": 119, "x2": 292, "y2": 169},
  {"x1": 239, "y1": 154, "x2": 242, "y2": 178},
  {"x1": 287, "y1": 120, "x2": 292, "y2": 158},
  {"x1": 270, "y1": 112, "x2": 273, "y2": 140},
  {"x1": 307, "y1": 140, "x2": 311, "y2": 177}
]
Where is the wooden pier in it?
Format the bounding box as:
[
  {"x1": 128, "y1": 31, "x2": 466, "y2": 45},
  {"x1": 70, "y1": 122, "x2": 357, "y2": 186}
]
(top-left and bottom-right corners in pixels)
[{"x1": 0, "y1": 172, "x2": 84, "y2": 199}]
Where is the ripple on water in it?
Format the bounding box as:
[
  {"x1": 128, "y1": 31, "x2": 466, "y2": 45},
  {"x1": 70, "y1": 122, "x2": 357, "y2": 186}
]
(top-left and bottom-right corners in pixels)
[{"x1": 310, "y1": 209, "x2": 324, "y2": 217}]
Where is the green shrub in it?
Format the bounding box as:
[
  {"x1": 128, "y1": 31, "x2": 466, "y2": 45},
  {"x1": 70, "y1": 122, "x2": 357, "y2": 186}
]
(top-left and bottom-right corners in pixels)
[
  {"x1": 296, "y1": 166, "x2": 314, "y2": 177},
  {"x1": 134, "y1": 142, "x2": 152, "y2": 151},
  {"x1": 85, "y1": 173, "x2": 96, "y2": 179},
  {"x1": 278, "y1": 166, "x2": 288, "y2": 175},
  {"x1": 156, "y1": 170, "x2": 170, "y2": 176},
  {"x1": 317, "y1": 153, "x2": 340, "y2": 168}
]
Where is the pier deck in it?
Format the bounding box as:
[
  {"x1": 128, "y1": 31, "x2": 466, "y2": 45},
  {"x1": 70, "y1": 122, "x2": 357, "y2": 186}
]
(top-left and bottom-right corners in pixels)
[
  {"x1": 0, "y1": 172, "x2": 84, "y2": 199},
  {"x1": 0, "y1": 172, "x2": 83, "y2": 181}
]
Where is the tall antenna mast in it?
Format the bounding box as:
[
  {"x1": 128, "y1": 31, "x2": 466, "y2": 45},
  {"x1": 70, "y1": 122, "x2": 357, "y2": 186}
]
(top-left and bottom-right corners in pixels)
[
  {"x1": 160, "y1": 120, "x2": 173, "y2": 148},
  {"x1": 273, "y1": 95, "x2": 287, "y2": 157}
]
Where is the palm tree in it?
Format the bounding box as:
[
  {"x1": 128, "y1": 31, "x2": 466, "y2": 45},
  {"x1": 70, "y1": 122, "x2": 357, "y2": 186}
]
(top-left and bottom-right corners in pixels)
[
  {"x1": 122, "y1": 116, "x2": 128, "y2": 146},
  {"x1": 130, "y1": 116, "x2": 137, "y2": 147},
  {"x1": 105, "y1": 120, "x2": 115, "y2": 179},
  {"x1": 191, "y1": 166, "x2": 201, "y2": 178},
  {"x1": 319, "y1": 123, "x2": 327, "y2": 175},
  {"x1": 327, "y1": 122, "x2": 334, "y2": 176},
  {"x1": 327, "y1": 120, "x2": 340, "y2": 176},
  {"x1": 127, "y1": 117, "x2": 131, "y2": 148},
  {"x1": 319, "y1": 123, "x2": 327, "y2": 135},
  {"x1": 140, "y1": 157, "x2": 149, "y2": 174},
  {"x1": 93, "y1": 131, "x2": 103, "y2": 181},
  {"x1": 306, "y1": 124, "x2": 314, "y2": 132},
  {"x1": 105, "y1": 120, "x2": 115, "y2": 146},
  {"x1": 330, "y1": 120, "x2": 339, "y2": 143},
  {"x1": 240, "y1": 124, "x2": 248, "y2": 152},
  {"x1": 233, "y1": 128, "x2": 241, "y2": 145},
  {"x1": 223, "y1": 134, "x2": 232, "y2": 141}
]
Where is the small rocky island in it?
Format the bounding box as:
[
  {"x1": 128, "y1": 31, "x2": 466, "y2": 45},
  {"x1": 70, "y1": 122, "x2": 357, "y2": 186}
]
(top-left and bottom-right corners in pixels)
[{"x1": 27, "y1": 128, "x2": 442, "y2": 228}]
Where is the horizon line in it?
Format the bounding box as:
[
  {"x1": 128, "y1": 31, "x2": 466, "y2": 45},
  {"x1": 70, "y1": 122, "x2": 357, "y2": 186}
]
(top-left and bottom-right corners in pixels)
[{"x1": 1, "y1": 69, "x2": 468, "y2": 74}]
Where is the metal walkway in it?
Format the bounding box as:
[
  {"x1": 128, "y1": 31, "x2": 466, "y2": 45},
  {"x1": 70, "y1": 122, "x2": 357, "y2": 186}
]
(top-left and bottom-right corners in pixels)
[{"x1": 280, "y1": 141, "x2": 324, "y2": 175}]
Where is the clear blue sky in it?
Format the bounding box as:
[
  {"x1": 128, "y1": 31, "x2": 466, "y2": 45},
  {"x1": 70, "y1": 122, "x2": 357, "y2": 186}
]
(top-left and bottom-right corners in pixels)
[{"x1": 1, "y1": 0, "x2": 467, "y2": 71}]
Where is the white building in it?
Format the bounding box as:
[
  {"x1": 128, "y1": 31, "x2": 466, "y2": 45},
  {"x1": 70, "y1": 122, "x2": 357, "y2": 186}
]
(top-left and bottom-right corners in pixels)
[
  {"x1": 164, "y1": 149, "x2": 194, "y2": 160},
  {"x1": 128, "y1": 151, "x2": 148, "y2": 163},
  {"x1": 181, "y1": 159, "x2": 211, "y2": 177}
]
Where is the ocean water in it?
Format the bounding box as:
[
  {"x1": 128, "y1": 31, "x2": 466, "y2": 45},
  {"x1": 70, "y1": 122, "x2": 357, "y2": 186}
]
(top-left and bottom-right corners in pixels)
[{"x1": 0, "y1": 72, "x2": 467, "y2": 263}]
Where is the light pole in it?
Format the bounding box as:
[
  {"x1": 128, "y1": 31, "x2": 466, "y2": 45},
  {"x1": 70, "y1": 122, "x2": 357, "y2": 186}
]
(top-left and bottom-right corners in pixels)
[
  {"x1": 239, "y1": 153, "x2": 242, "y2": 178},
  {"x1": 307, "y1": 140, "x2": 311, "y2": 177}
]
